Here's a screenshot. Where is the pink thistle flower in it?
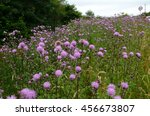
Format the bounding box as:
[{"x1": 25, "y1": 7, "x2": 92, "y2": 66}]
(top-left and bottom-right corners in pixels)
[
  {"x1": 36, "y1": 46, "x2": 44, "y2": 54},
  {"x1": 123, "y1": 54, "x2": 128, "y2": 59},
  {"x1": 69, "y1": 54, "x2": 76, "y2": 60},
  {"x1": 40, "y1": 37, "x2": 45, "y2": 41},
  {"x1": 82, "y1": 40, "x2": 89, "y2": 46},
  {"x1": 54, "y1": 45, "x2": 62, "y2": 53},
  {"x1": 38, "y1": 42, "x2": 45, "y2": 47},
  {"x1": 43, "y1": 82, "x2": 51, "y2": 90},
  {"x1": 74, "y1": 51, "x2": 81, "y2": 59},
  {"x1": 57, "y1": 55, "x2": 62, "y2": 60},
  {"x1": 107, "y1": 88, "x2": 116, "y2": 97},
  {"x1": 71, "y1": 40, "x2": 77, "y2": 46},
  {"x1": 97, "y1": 51, "x2": 104, "y2": 57},
  {"x1": 64, "y1": 41, "x2": 70, "y2": 46},
  {"x1": 108, "y1": 84, "x2": 116, "y2": 89},
  {"x1": 69, "y1": 74, "x2": 76, "y2": 80},
  {"x1": 19, "y1": 88, "x2": 37, "y2": 99},
  {"x1": 136, "y1": 52, "x2": 141, "y2": 58},
  {"x1": 32, "y1": 73, "x2": 41, "y2": 81},
  {"x1": 129, "y1": 52, "x2": 134, "y2": 57},
  {"x1": 60, "y1": 50, "x2": 68, "y2": 58},
  {"x1": 122, "y1": 46, "x2": 127, "y2": 51},
  {"x1": 7, "y1": 95, "x2": 17, "y2": 99},
  {"x1": 121, "y1": 82, "x2": 128, "y2": 89},
  {"x1": 75, "y1": 66, "x2": 81, "y2": 73},
  {"x1": 89, "y1": 44, "x2": 95, "y2": 50},
  {"x1": 99, "y1": 47, "x2": 104, "y2": 51},
  {"x1": 91, "y1": 81, "x2": 99, "y2": 90},
  {"x1": 12, "y1": 49, "x2": 17, "y2": 53},
  {"x1": 18, "y1": 42, "x2": 26, "y2": 49},
  {"x1": 55, "y1": 70, "x2": 63, "y2": 77},
  {"x1": 114, "y1": 96, "x2": 122, "y2": 99}
]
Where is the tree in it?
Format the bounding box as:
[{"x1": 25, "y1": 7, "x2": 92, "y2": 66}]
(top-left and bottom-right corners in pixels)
[
  {"x1": 0, "y1": 0, "x2": 82, "y2": 44},
  {"x1": 62, "y1": 4, "x2": 82, "y2": 24},
  {"x1": 85, "y1": 10, "x2": 95, "y2": 17}
]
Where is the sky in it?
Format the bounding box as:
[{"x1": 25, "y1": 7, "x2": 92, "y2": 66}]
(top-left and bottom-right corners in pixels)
[{"x1": 66, "y1": 0, "x2": 150, "y2": 17}]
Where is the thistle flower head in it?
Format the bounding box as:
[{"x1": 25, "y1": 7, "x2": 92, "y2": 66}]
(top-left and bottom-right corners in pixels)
[
  {"x1": 75, "y1": 66, "x2": 81, "y2": 73},
  {"x1": 43, "y1": 82, "x2": 51, "y2": 90},
  {"x1": 19, "y1": 88, "x2": 37, "y2": 99},
  {"x1": 55, "y1": 70, "x2": 63, "y2": 77}
]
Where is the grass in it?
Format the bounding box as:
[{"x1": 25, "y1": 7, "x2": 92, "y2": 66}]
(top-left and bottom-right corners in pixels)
[{"x1": 0, "y1": 16, "x2": 150, "y2": 99}]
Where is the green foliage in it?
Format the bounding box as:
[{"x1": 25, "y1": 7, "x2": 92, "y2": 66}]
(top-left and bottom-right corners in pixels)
[
  {"x1": 0, "y1": 16, "x2": 150, "y2": 99},
  {"x1": 141, "y1": 11, "x2": 150, "y2": 16},
  {"x1": 85, "y1": 10, "x2": 95, "y2": 17},
  {"x1": 62, "y1": 4, "x2": 82, "y2": 24},
  {"x1": 0, "y1": 0, "x2": 82, "y2": 44}
]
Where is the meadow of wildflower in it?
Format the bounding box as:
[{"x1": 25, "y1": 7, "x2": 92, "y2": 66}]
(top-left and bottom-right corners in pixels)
[{"x1": 0, "y1": 16, "x2": 150, "y2": 99}]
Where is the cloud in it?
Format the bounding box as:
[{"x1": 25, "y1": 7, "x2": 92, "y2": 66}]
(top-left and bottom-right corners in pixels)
[{"x1": 67, "y1": 0, "x2": 150, "y2": 16}]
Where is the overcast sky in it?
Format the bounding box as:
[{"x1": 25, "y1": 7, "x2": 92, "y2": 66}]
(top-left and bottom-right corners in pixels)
[{"x1": 66, "y1": 0, "x2": 150, "y2": 17}]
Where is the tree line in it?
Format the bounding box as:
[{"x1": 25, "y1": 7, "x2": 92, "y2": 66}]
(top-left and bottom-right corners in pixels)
[{"x1": 0, "y1": 0, "x2": 82, "y2": 42}]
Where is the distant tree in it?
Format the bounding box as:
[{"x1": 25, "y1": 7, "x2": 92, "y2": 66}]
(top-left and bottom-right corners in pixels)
[
  {"x1": 141, "y1": 12, "x2": 150, "y2": 16},
  {"x1": 62, "y1": 4, "x2": 82, "y2": 24},
  {"x1": 85, "y1": 10, "x2": 95, "y2": 17}
]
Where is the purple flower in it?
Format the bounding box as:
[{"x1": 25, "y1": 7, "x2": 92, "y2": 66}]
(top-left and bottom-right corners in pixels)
[
  {"x1": 18, "y1": 42, "x2": 28, "y2": 51},
  {"x1": 122, "y1": 46, "x2": 127, "y2": 51},
  {"x1": 60, "y1": 50, "x2": 68, "y2": 58},
  {"x1": 129, "y1": 52, "x2": 134, "y2": 57},
  {"x1": 69, "y1": 54, "x2": 76, "y2": 60},
  {"x1": 69, "y1": 44, "x2": 75, "y2": 50},
  {"x1": 38, "y1": 42, "x2": 45, "y2": 47},
  {"x1": 114, "y1": 96, "x2": 122, "y2": 99},
  {"x1": 64, "y1": 41, "x2": 70, "y2": 46},
  {"x1": 40, "y1": 37, "x2": 45, "y2": 41},
  {"x1": 19, "y1": 88, "x2": 37, "y2": 99},
  {"x1": 69, "y1": 74, "x2": 76, "y2": 80},
  {"x1": 37, "y1": 46, "x2": 44, "y2": 54},
  {"x1": 107, "y1": 88, "x2": 116, "y2": 97},
  {"x1": 121, "y1": 82, "x2": 128, "y2": 89},
  {"x1": 32, "y1": 73, "x2": 41, "y2": 81},
  {"x1": 74, "y1": 52, "x2": 81, "y2": 59},
  {"x1": 54, "y1": 45, "x2": 62, "y2": 53},
  {"x1": 99, "y1": 47, "x2": 104, "y2": 51},
  {"x1": 43, "y1": 82, "x2": 51, "y2": 90},
  {"x1": 18, "y1": 42, "x2": 26, "y2": 49},
  {"x1": 45, "y1": 73, "x2": 49, "y2": 78},
  {"x1": 123, "y1": 54, "x2": 128, "y2": 59},
  {"x1": 75, "y1": 66, "x2": 81, "y2": 73},
  {"x1": 57, "y1": 55, "x2": 62, "y2": 60},
  {"x1": 71, "y1": 40, "x2": 77, "y2": 46},
  {"x1": 12, "y1": 49, "x2": 17, "y2": 53},
  {"x1": 89, "y1": 44, "x2": 95, "y2": 50},
  {"x1": 61, "y1": 62, "x2": 67, "y2": 67},
  {"x1": 82, "y1": 40, "x2": 89, "y2": 46},
  {"x1": 113, "y1": 32, "x2": 123, "y2": 37},
  {"x1": 24, "y1": 46, "x2": 28, "y2": 51},
  {"x1": 113, "y1": 32, "x2": 120, "y2": 36},
  {"x1": 55, "y1": 70, "x2": 63, "y2": 77},
  {"x1": 45, "y1": 56, "x2": 49, "y2": 62},
  {"x1": 139, "y1": 31, "x2": 144, "y2": 36},
  {"x1": 97, "y1": 51, "x2": 104, "y2": 57},
  {"x1": 91, "y1": 81, "x2": 99, "y2": 90},
  {"x1": 136, "y1": 52, "x2": 141, "y2": 58},
  {"x1": 7, "y1": 95, "x2": 17, "y2": 99},
  {"x1": 108, "y1": 84, "x2": 116, "y2": 89}
]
